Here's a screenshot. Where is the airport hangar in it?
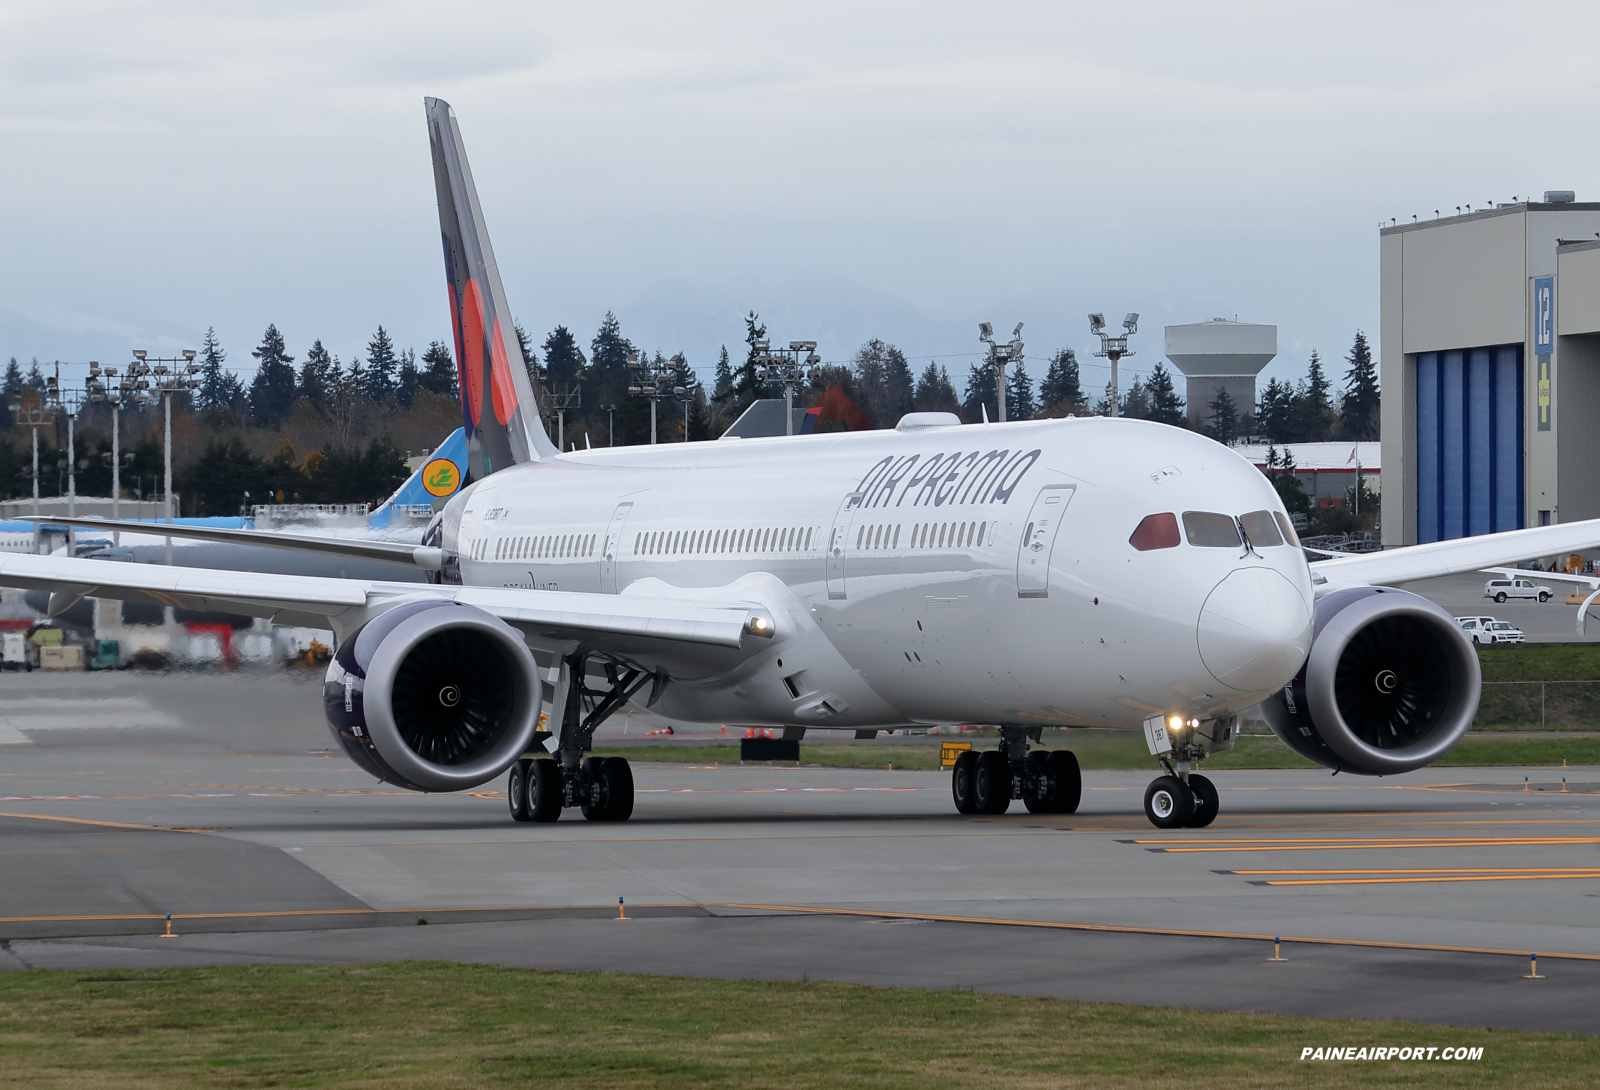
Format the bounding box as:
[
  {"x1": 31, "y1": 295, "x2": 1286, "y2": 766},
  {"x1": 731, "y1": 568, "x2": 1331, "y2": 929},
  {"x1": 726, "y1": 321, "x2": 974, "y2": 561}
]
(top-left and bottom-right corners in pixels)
[{"x1": 1380, "y1": 193, "x2": 1600, "y2": 547}]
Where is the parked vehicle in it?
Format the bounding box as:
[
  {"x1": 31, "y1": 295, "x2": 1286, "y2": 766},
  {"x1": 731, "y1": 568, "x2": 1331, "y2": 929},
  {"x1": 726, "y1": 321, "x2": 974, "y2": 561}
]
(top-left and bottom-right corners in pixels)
[
  {"x1": 1483, "y1": 620, "x2": 1525, "y2": 644},
  {"x1": 1483, "y1": 577, "x2": 1553, "y2": 603},
  {"x1": 1455, "y1": 616, "x2": 1525, "y2": 645}
]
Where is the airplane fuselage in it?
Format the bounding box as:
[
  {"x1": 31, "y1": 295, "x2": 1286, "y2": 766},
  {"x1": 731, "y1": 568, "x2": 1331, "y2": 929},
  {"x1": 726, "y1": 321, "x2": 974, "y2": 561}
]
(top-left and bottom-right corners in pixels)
[{"x1": 443, "y1": 415, "x2": 1316, "y2": 732}]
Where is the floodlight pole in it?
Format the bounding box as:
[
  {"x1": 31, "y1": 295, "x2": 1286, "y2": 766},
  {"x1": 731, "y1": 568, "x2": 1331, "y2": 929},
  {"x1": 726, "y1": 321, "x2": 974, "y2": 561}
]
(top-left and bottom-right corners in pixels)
[
  {"x1": 978, "y1": 324, "x2": 1023, "y2": 422},
  {"x1": 626, "y1": 352, "x2": 676, "y2": 445},
  {"x1": 1090, "y1": 312, "x2": 1139, "y2": 418},
  {"x1": 601, "y1": 404, "x2": 617, "y2": 447},
  {"x1": 755, "y1": 340, "x2": 819, "y2": 435},
  {"x1": 132, "y1": 349, "x2": 199, "y2": 564}
]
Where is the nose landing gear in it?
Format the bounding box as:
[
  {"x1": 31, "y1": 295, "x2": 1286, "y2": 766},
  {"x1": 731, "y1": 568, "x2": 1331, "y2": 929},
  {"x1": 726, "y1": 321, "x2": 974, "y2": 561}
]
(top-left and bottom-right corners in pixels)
[
  {"x1": 950, "y1": 727, "x2": 1082, "y2": 816},
  {"x1": 1140, "y1": 715, "x2": 1234, "y2": 828}
]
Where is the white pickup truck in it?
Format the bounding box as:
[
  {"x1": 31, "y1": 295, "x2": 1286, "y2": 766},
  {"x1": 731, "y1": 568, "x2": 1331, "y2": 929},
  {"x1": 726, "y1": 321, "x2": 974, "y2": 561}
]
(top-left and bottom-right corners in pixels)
[{"x1": 1483, "y1": 577, "x2": 1554, "y2": 603}]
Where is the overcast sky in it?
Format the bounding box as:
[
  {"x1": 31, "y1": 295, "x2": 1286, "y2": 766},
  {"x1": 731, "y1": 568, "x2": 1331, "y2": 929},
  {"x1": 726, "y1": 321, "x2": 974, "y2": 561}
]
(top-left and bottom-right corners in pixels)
[{"x1": 3, "y1": 1, "x2": 1597, "y2": 407}]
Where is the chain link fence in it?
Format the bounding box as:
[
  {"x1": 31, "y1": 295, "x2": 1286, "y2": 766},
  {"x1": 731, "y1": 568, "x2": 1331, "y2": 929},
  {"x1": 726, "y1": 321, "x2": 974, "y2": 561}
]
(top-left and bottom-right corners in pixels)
[{"x1": 1476, "y1": 680, "x2": 1600, "y2": 730}]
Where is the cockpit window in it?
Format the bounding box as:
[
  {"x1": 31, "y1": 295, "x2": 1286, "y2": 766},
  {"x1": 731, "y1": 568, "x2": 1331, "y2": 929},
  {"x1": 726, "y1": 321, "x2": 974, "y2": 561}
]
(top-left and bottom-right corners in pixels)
[
  {"x1": 1239, "y1": 510, "x2": 1284, "y2": 548},
  {"x1": 1273, "y1": 510, "x2": 1300, "y2": 548},
  {"x1": 1129, "y1": 512, "x2": 1180, "y2": 551},
  {"x1": 1182, "y1": 511, "x2": 1241, "y2": 548}
]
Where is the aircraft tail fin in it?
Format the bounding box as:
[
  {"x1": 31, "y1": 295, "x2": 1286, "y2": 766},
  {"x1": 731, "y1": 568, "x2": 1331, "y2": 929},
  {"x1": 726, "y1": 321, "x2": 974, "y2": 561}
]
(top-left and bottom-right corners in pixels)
[{"x1": 425, "y1": 97, "x2": 559, "y2": 478}]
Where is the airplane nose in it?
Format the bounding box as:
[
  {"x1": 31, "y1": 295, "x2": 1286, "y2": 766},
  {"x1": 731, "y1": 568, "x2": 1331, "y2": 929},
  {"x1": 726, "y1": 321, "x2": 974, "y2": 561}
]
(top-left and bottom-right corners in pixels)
[{"x1": 1196, "y1": 567, "x2": 1313, "y2": 693}]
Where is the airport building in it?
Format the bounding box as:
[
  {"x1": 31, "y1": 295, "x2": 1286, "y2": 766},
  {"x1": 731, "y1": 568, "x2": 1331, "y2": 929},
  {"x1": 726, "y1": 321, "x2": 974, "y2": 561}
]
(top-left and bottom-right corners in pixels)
[{"x1": 1380, "y1": 195, "x2": 1600, "y2": 546}]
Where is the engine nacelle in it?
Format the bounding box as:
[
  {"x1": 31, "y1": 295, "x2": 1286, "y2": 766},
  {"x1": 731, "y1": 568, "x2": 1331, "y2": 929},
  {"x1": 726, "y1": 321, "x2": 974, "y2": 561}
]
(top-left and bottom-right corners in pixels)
[
  {"x1": 1260, "y1": 587, "x2": 1480, "y2": 775},
  {"x1": 323, "y1": 601, "x2": 541, "y2": 792}
]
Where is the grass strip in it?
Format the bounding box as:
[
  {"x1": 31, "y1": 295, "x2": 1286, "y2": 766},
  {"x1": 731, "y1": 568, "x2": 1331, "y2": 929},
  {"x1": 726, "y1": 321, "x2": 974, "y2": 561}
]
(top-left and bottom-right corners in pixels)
[
  {"x1": 0, "y1": 962, "x2": 1590, "y2": 1089},
  {"x1": 595, "y1": 734, "x2": 1600, "y2": 772}
]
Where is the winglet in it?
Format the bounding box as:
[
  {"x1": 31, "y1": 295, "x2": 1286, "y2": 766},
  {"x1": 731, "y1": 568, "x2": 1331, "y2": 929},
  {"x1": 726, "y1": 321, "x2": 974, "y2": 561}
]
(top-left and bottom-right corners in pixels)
[{"x1": 426, "y1": 97, "x2": 559, "y2": 478}]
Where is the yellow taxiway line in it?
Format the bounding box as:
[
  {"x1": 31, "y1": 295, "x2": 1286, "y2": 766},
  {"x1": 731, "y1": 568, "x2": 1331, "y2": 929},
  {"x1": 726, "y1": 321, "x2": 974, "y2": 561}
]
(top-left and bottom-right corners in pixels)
[{"x1": 718, "y1": 903, "x2": 1600, "y2": 962}]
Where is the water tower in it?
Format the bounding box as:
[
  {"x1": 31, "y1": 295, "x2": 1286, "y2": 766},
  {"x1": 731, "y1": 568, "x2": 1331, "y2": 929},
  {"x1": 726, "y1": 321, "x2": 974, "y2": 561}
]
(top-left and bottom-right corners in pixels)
[{"x1": 1163, "y1": 319, "x2": 1277, "y2": 428}]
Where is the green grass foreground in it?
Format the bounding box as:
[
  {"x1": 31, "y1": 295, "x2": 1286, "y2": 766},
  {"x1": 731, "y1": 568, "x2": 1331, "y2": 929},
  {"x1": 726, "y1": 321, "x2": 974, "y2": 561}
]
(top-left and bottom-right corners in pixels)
[
  {"x1": 596, "y1": 733, "x2": 1600, "y2": 772},
  {"x1": 0, "y1": 962, "x2": 1589, "y2": 1089}
]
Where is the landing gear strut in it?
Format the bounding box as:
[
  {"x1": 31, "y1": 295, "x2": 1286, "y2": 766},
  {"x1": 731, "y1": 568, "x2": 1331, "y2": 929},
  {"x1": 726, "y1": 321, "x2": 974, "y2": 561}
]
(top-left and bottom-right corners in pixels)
[
  {"x1": 951, "y1": 727, "x2": 1081, "y2": 816},
  {"x1": 506, "y1": 653, "x2": 656, "y2": 823},
  {"x1": 1140, "y1": 715, "x2": 1234, "y2": 829}
]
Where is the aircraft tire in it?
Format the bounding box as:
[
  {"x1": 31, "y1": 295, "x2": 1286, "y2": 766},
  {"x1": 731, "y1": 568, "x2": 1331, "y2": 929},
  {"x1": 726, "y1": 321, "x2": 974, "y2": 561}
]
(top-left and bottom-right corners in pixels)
[
  {"x1": 951, "y1": 751, "x2": 979, "y2": 814},
  {"x1": 508, "y1": 760, "x2": 533, "y2": 822},
  {"x1": 1144, "y1": 776, "x2": 1193, "y2": 829},
  {"x1": 1187, "y1": 773, "x2": 1219, "y2": 828},
  {"x1": 603, "y1": 757, "x2": 635, "y2": 821},
  {"x1": 974, "y1": 751, "x2": 1012, "y2": 815},
  {"x1": 1047, "y1": 750, "x2": 1082, "y2": 815},
  {"x1": 526, "y1": 759, "x2": 563, "y2": 822}
]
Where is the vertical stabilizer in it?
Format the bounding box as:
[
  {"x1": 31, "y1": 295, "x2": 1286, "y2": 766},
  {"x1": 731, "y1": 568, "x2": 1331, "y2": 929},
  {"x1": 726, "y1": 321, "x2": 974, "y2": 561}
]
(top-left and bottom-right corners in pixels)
[{"x1": 425, "y1": 97, "x2": 559, "y2": 478}]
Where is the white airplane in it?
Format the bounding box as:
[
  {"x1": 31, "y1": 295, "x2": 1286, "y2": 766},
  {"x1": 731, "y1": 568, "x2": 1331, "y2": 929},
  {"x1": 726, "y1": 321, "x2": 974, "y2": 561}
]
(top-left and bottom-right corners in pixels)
[{"x1": 12, "y1": 98, "x2": 1600, "y2": 829}]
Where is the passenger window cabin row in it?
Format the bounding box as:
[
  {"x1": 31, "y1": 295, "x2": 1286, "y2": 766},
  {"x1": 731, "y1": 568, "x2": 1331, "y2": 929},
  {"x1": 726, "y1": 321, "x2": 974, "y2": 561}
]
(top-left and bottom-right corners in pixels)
[
  {"x1": 634, "y1": 526, "x2": 814, "y2": 556},
  {"x1": 466, "y1": 517, "x2": 997, "y2": 564},
  {"x1": 856, "y1": 521, "x2": 988, "y2": 551}
]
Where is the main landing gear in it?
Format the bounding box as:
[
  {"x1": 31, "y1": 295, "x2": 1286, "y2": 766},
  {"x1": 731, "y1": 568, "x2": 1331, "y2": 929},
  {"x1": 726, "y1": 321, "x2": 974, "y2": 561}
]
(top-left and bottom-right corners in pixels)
[
  {"x1": 1139, "y1": 714, "x2": 1236, "y2": 829},
  {"x1": 508, "y1": 653, "x2": 656, "y2": 823},
  {"x1": 950, "y1": 727, "x2": 1082, "y2": 816}
]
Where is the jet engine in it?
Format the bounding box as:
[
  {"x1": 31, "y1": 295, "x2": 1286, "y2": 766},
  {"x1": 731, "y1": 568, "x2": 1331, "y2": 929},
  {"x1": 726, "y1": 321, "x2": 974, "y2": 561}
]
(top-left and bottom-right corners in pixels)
[
  {"x1": 1260, "y1": 587, "x2": 1480, "y2": 775},
  {"x1": 323, "y1": 601, "x2": 541, "y2": 792}
]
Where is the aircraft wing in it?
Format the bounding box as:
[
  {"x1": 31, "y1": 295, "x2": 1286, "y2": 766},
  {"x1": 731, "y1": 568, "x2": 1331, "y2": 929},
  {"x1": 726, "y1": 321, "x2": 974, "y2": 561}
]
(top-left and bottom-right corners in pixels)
[
  {"x1": 1309, "y1": 519, "x2": 1600, "y2": 591},
  {"x1": 0, "y1": 553, "x2": 768, "y2": 650},
  {"x1": 27, "y1": 516, "x2": 441, "y2": 571}
]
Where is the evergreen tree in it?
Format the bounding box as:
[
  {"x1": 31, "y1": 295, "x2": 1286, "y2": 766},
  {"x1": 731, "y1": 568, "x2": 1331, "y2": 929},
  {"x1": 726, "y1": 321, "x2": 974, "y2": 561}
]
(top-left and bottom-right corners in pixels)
[
  {"x1": 913, "y1": 362, "x2": 959, "y2": 413},
  {"x1": 1264, "y1": 445, "x2": 1310, "y2": 516},
  {"x1": 362, "y1": 326, "x2": 398, "y2": 400},
  {"x1": 712, "y1": 345, "x2": 734, "y2": 400},
  {"x1": 1007, "y1": 361, "x2": 1036, "y2": 420},
  {"x1": 732, "y1": 311, "x2": 768, "y2": 412},
  {"x1": 25, "y1": 358, "x2": 44, "y2": 392},
  {"x1": 1145, "y1": 361, "x2": 1185, "y2": 426},
  {"x1": 1340, "y1": 330, "x2": 1380, "y2": 440},
  {"x1": 588, "y1": 312, "x2": 637, "y2": 442},
  {"x1": 541, "y1": 326, "x2": 584, "y2": 387},
  {"x1": 1256, "y1": 377, "x2": 1293, "y2": 441},
  {"x1": 247, "y1": 323, "x2": 297, "y2": 426},
  {"x1": 396, "y1": 347, "x2": 418, "y2": 408},
  {"x1": 514, "y1": 320, "x2": 538, "y2": 384},
  {"x1": 196, "y1": 327, "x2": 244, "y2": 414},
  {"x1": 1121, "y1": 377, "x2": 1152, "y2": 420},
  {"x1": 882, "y1": 345, "x2": 914, "y2": 424},
  {"x1": 1293, "y1": 350, "x2": 1335, "y2": 440},
  {"x1": 1039, "y1": 348, "x2": 1082, "y2": 414},
  {"x1": 962, "y1": 363, "x2": 998, "y2": 421},
  {"x1": 3, "y1": 358, "x2": 22, "y2": 402},
  {"x1": 1207, "y1": 387, "x2": 1240, "y2": 445},
  {"x1": 298, "y1": 339, "x2": 339, "y2": 409},
  {"x1": 418, "y1": 341, "x2": 457, "y2": 399},
  {"x1": 853, "y1": 340, "x2": 889, "y2": 426}
]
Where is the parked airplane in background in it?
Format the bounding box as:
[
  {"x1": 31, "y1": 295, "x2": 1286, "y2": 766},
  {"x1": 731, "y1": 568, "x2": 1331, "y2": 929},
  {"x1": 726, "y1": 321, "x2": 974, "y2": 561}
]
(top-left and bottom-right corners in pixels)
[{"x1": 9, "y1": 98, "x2": 1600, "y2": 828}]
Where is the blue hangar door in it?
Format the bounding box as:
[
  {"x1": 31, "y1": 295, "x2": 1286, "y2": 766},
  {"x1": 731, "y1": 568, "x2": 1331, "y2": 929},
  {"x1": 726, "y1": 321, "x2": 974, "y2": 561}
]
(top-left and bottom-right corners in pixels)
[{"x1": 1416, "y1": 345, "x2": 1523, "y2": 543}]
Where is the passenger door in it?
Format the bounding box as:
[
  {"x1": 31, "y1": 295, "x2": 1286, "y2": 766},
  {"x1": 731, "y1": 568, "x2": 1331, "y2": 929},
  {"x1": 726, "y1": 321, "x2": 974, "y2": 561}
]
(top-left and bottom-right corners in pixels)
[
  {"x1": 601, "y1": 502, "x2": 633, "y2": 593},
  {"x1": 826, "y1": 492, "x2": 863, "y2": 601},
  {"x1": 1015, "y1": 485, "x2": 1077, "y2": 598}
]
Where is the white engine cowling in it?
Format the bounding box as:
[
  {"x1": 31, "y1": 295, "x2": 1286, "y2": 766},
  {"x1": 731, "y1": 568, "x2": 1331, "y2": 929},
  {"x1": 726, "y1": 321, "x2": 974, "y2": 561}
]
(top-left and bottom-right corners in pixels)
[
  {"x1": 1260, "y1": 587, "x2": 1480, "y2": 775},
  {"x1": 323, "y1": 601, "x2": 541, "y2": 792}
]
